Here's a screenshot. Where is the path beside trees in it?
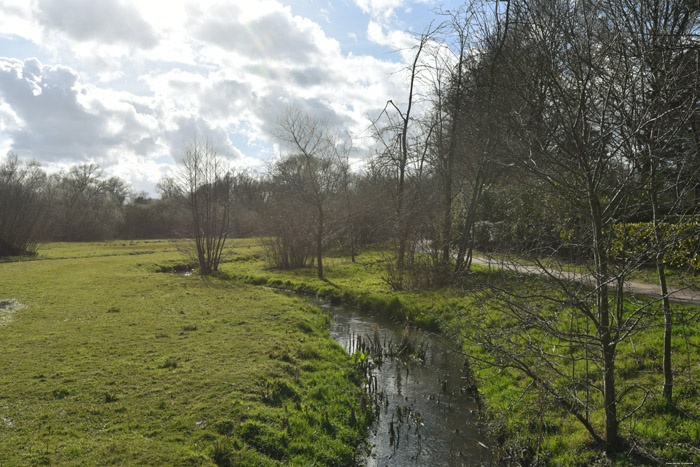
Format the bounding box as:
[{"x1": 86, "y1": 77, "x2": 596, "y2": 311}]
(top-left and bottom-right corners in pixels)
[{"x1": 470, "y1": 255, "x2": 700, "y2": 306}]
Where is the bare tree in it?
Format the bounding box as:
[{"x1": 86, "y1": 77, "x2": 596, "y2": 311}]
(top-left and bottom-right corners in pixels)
[
  {"x1": 371, "y1": 25, "x2": 440, "y2": 283},
  {"x1": 429, "y1": 6, "x2": 478, "y2": 269},
  {"x1": 261, "y1": 187, "x2": 315, "y2": 270},
  {"x1": 46, "y1": 163, "x2": 129, "y2": 241},
  {"x1": 605, "y1": 0, "x2": 700, "y2": 404},
  {"x1": 273, "y1": 106, "x2": 344, "y2": 280},
  {"x1": 336, "y1": 146, "x2": 357, "y2": 262},
  {"x1": 177, "y1": 139, "x2": 232, "y2": 275},
  {"x1": 458, "y1": 0, "x2": 676, "y2": 452}
]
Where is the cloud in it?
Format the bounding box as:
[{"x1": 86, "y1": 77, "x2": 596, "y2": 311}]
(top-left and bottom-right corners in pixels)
[
  {"x1": 367, "y1": 20, "x2": 416, "y2": 50},
  {"x1": 192, "y1": 4, "x2": 323, "y2": 63},
  {"x1": 0, "y1": 57, "x2": 160, "y2": 164},
  {"x1": 354, "y1": 0, "x2": 406, "y2": 21},
  {"x1": 199, "y1": 77, "x2": 252, "y2": 120},
  {"x1": 106, "y1": 154, "x2": 172, "y2": 193},
  {"x1": 35, "y1": 0, "x2": 158, "y2": 49},
  {"x1": 0, "y1": 0, "x2": 43, "y2": 42},
  {"x1": 161, "y1": 114, "x2": 242, "y2": 162},
  {"x1": 0, "y1": 0, "x2": 425, "y2": 194},
  {"x1": 0, "y1": 58, "x2": 103, "y2": 160}
]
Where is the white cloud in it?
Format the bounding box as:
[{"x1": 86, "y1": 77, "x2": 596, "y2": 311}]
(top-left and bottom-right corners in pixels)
[
  {"x1": 191, "y1": 4, "x2": 324, "y2": 63},
  {"x1": 35, "y1": 0, "x2": 158, "y2": 49},
  {"x1": 0, "y1": 0, "x2": 427, "y2": 193},
  {"x1": 107, "y1": 153, "x2": 173, "y2": 192},
  {"x1": 0, "y1": 0, "x2": 42, "y2": 43},
  {"x1": 0, "y1": 100, "x2": 23, "y2": 132},
  {"x1": 0, "y1": 58, "x2": 163, "y2": 165},
  {"x1": 367, "y1": 19, "x2": 416, "y2": 50},
  {"x1": 354, "y1": 0, "x2": 406, "y2": 21}
]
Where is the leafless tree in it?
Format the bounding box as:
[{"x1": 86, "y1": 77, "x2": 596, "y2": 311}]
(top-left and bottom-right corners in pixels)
[
  {"x1": 273, "y1": 106, "x2": 344, "y2": 280},
  {"x1": 457, "y1": 0, "x2": 688, "y2": 453},
  {"x1": 336, "y1": 147, "x2": 357, "y2": 262},
  {"x1": 260, "y1": 189, "x2": 315, "y2": 270},
  {"x1": 177, "y1": 139, "x2": 232, "y2": 275},
  {"x1": 604, "y1": 0, "x2": 700, "y2": 404},
  {"x1": 47, "y1": 163, "x2": 129, "y2": 241},
  {"x1": 370, "y1": 25, "x2": 442, "y2": 285}
]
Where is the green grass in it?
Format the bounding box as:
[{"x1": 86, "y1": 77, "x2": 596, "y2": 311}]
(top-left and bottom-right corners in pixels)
[
  {"x1": 219, "y1": 241, "x2": 700, "y2": 465},
  {"x1": 4, "y1": 239, "x2": 698, "y2": 465},
  {"x1": 0, "y1": 239, "x2": 368, "y2": 465}
]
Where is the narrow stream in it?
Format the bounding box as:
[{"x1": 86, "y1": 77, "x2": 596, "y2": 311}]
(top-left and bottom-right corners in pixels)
[{"x1": 318, "y1": 300, "x2": 492, "y2": 466}]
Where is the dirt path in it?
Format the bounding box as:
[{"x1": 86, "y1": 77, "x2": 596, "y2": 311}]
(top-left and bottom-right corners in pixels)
[{"x1": 470, "y1": 256, "x2": 700, "y2": 307}]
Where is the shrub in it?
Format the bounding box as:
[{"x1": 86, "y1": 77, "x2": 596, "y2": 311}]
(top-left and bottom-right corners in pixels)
[
  {"x1": 0, "y1": 155, "x2": 46, "y2": 257},
  {"x1": 609, "y1": 220, "x2": 700, "y2": 270}
]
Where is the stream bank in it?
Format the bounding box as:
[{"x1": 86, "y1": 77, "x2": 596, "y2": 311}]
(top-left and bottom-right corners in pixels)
[{"x1": 309, "y1": 295, "x2": 492, "y2": 466}]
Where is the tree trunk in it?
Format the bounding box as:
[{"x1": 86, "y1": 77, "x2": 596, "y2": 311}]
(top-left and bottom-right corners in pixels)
[
  {"x1": 317, "y1": 203, "x2": 324, "y2": 280},
  {"x1": 659, "y1": 260, "x2": 673, "y2": 403},
  {"x1": 590, "y1": 191, "x2": 619, "y2": 452},
  {"x1": 396, "y1": 160, "x2": 406, "y2": 275},
  {"x1": 440, "y1": 170, "x2": 453, "y2": 266},
  {"x1": 394, "y1": 35, "x2": 428, "y2": 276},
  {"x1": 440, "y1": 51, "x2": 464, "y2": 266},
  {"x1": 350, "y1": 224, "x2": 355, "y2": 263},
  {"x1": 455, "y1": 173, "x2": 484, "y2": 273},
  {"x1": 650, "y1": 185, "x2": 673, "y2": 403}
]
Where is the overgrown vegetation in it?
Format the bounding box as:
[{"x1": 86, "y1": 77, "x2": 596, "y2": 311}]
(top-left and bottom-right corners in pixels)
[
  {"x1": 216, "y1": 242, "x2": 700, "y2": 465},
  {"x1": 0, "y1": 154, "x2": 45, "y2": 256},
  {"x1": 610, "y1": 220, "x2": 700, "y2": 271}
]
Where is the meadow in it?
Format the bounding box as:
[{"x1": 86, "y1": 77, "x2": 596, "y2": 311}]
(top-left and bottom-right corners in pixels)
[
  {"x1": 0, "y1": 240, "x2": 368, "y2": 466},
  {"x1": 2, "y1": 239, "x2": 699, "y2": 465}
]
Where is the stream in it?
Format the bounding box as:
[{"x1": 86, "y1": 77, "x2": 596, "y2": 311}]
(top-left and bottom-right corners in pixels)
[{"x1": 317, "y1": 299, "x2": 492, "y2": 466}]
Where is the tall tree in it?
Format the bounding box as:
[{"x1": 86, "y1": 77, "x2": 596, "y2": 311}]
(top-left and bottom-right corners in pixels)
[
  {"x1": 371, "y1": 26, "x2": 439, "y2": 284},
  {"x1": 274, "y1": 106, "x2": 344, "y2": 280},
  {"x1": 466, "y1": 0, "x2": 673, "y2": 451},
  {"x1": 606, "y1": 0, "x2": 700, "y2": 404},
  {"x1": 50, "y1": 163, "x2": 129, "y2": 241}
]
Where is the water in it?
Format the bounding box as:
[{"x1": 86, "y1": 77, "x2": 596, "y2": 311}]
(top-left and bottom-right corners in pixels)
[
  {"x1": 319, "y1": 300, "x2": 492, "y2": 466},
  {"x1": 0, "y1": 298, "x2": 22, "y2": 326}
]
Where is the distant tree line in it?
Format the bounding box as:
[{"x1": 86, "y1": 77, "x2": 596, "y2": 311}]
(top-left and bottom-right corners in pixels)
[
  {"x1": 0, "y1": 154, "x2": 178, "y2": 256},
  {"x1": 0, "y1": 145, "x2": 395, "y2": 260}
]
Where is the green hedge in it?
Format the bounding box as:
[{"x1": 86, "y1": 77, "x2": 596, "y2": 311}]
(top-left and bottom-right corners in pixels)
[{"x1": 609, "y1": 221, "x2": 700, "y2": 270}]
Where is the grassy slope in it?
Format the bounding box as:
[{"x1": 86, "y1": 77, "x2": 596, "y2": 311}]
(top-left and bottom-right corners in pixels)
[
  {"x1": 220, "y1": 242, "x2": 700, "y2": 465},
  {"x1": 0, "y1": 240, "x2": 366, "y2": 466}
]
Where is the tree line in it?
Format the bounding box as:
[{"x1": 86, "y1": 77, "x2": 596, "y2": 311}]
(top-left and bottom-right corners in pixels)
[{"x1": 374, "y1": 0, "x2": 700, "y2": 455}]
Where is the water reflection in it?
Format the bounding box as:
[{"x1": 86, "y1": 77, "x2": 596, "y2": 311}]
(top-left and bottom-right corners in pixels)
[{"x1": 321, "y1": 302, "x2": 492, "y2": 466}]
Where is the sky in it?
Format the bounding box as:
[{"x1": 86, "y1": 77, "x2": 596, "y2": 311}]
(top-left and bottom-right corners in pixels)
[{"x1": 0, "y1": 0, "x2": 463, "y2": 195}]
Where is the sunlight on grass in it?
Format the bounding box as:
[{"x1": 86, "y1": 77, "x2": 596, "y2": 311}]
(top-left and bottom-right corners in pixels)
[{"x1": 0, "y1": 240, "x2": 366, "y2": 465}]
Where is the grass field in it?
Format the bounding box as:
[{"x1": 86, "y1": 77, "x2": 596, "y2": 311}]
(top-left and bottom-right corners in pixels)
[
  {"x1": 2, "y1": 239, "x2": 699, "y2": 465},
  {"x1": 216, "y1": 242, "x2": 700, "y2": 465},
  {"x1": 0, "y1": 240, "x2": 367, "y2": 465}
]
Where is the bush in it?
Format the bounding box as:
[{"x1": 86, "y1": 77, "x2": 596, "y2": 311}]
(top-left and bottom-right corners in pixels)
[
  {"x1": 609, "y1": 220, "x2": 700, "y2": 270},
  {"x1": 0, "y1": 155, "x2": 46, "y2": 257}
]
